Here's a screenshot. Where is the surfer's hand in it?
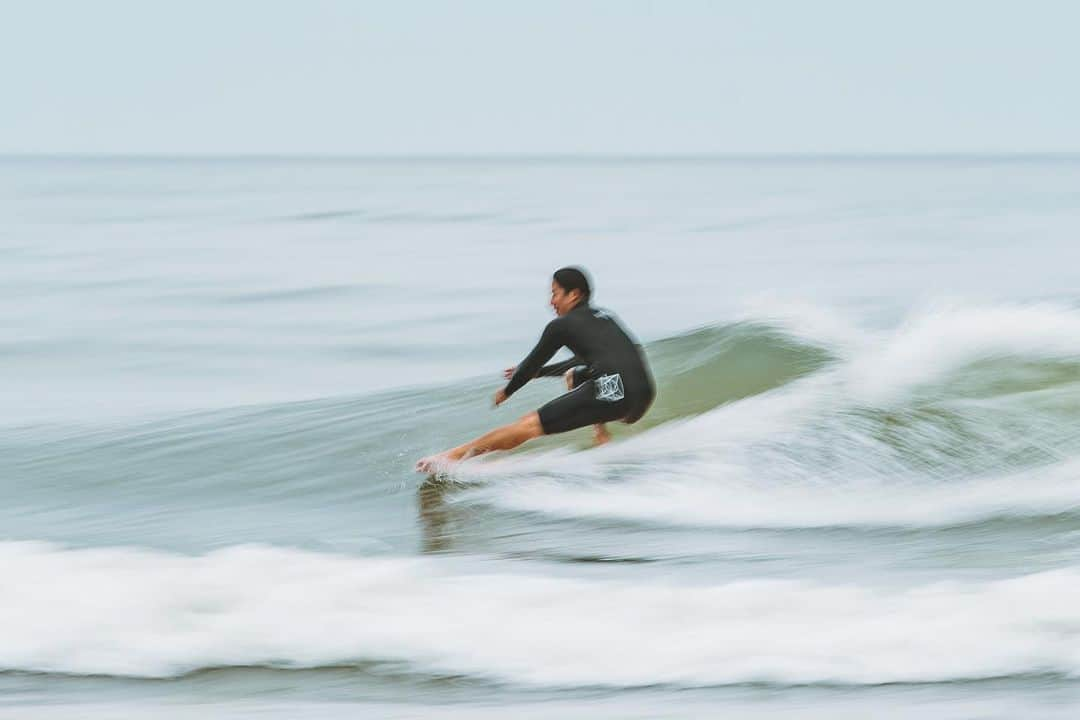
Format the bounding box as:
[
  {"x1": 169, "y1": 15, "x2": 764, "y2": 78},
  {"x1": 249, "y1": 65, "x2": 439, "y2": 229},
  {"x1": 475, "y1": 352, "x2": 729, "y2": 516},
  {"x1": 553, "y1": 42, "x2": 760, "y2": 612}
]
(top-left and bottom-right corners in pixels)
[
  {"x1": 503, "y1": 366, "x2": 517, "y2": 379},
  {"x1": 493, "y1": 389, "x2": 508, "y2": 407}
]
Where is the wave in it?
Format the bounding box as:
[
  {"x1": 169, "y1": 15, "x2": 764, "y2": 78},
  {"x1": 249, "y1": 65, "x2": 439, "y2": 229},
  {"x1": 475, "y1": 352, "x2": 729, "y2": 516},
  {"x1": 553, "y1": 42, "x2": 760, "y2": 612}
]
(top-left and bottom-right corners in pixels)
[
  {"x1": 638, "y1": 320, "x2": 833, "y2": 425},
  {"x1": 2, "y1": 541, "x2": 1078, "y2": 687},
  {"x1": 619, "y1": 300, "x2": 1080, "y2": 430},
  {"x1": 6, "y1": 301, "x2": 1080, "y2": 536},
  {"x1": 455, "y1": 302, "x2": 1080, "y2": 529}
]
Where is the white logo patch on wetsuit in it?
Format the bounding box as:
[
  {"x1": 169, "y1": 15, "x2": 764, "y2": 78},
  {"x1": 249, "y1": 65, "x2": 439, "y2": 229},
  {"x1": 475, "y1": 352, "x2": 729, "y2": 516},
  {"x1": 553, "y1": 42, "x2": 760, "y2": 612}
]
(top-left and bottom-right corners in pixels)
[{"x1": 595, "y1": 373, "x2": 625, "y2": 402}]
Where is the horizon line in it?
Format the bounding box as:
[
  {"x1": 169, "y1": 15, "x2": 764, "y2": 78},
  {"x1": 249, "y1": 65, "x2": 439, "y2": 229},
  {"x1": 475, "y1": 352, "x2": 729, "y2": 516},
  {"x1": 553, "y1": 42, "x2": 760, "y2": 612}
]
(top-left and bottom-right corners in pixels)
[{"x1": 3, "y1": 151, "x2": 1080, "y2": 162}]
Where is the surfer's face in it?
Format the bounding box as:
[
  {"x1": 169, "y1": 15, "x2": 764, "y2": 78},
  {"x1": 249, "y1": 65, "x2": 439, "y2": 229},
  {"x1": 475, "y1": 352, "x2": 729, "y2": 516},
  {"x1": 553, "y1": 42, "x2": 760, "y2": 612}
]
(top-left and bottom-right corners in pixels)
[{"x1": 550, "y1": 281, "x2": 582, "y2": 316}]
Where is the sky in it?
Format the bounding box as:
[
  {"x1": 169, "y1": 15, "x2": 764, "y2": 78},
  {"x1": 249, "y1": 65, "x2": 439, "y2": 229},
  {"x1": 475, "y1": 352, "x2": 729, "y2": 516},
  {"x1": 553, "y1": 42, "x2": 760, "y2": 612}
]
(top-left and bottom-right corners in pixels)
[{"x1": 2, "y1": 0, "x2": 1078, "y2": 155}]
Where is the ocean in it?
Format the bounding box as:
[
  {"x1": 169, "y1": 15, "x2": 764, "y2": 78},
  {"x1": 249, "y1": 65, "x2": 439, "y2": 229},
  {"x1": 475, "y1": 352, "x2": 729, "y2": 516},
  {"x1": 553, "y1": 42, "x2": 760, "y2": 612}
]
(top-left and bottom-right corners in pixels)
[{"x1": 2, "y1": 155, "x2": 1079, "y2": 718}]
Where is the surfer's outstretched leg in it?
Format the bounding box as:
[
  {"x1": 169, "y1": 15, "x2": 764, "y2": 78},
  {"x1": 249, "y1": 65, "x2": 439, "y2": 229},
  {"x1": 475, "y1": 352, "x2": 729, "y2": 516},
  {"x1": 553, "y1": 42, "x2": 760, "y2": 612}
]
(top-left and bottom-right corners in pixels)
[{"x1": 415, "y1": 413, "x2": 544, "y2": 473}]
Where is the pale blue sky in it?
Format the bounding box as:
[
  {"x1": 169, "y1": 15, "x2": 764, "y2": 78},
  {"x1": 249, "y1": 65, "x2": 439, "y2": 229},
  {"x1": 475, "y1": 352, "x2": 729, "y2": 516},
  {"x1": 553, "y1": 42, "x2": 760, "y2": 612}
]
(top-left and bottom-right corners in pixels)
[{"x1": 3, "y1": 0, "x2": 1078, "y2": 154}]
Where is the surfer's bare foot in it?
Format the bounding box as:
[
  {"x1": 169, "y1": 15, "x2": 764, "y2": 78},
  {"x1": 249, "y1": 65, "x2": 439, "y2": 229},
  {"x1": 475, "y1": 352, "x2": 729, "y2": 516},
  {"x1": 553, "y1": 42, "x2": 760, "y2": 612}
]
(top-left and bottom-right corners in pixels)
[
  {"x1": 415, "y1": 454, "x2": 450, "y2": 474},
  {"x1": 592, "y1": 424, "x2": 611, "y2": 446}
]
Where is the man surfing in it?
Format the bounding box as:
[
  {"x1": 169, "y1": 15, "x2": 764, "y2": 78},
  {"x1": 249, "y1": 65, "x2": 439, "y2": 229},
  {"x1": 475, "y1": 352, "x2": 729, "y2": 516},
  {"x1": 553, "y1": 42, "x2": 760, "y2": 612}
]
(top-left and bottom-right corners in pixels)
[{"x1": 416, "y1": 267, "x2": 655, "y2": 473}]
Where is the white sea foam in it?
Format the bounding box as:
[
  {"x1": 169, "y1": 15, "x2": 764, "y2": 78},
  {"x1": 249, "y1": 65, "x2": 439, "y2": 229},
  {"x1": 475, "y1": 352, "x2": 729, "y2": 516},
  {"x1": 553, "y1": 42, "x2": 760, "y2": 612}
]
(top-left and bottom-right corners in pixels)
[
  {"x1": 732, "y1": 300, "x2": 1080, "y2": 406},
  {"x1": 2, "y1": 541, "x2": 1079, "y2": 686},
  {"x1": 466, "y1": 456, "x2": 1080, "y2": 529},
  {"x1": 840, "y1": 301, "x2": 1080, "y2": 406}
]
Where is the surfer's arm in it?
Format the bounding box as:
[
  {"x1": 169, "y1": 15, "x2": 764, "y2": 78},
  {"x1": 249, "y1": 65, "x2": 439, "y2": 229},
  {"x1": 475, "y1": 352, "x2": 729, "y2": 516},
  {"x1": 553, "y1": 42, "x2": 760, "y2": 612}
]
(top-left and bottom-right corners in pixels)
[
  {"x1": 504, "y1": 321, "x2": 565, "y2": 397},
  {"x1": 537, "y1": 356, "x2": 582, "y2": 377},
  {"x1": 503, "y1": 356, "x2": 580, "y2": 379}
]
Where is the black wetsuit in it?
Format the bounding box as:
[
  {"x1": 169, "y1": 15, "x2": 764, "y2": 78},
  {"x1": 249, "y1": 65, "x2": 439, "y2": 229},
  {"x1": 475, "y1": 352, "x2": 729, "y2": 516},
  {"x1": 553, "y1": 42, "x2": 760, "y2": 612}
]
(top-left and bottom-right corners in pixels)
[{"x1": 504, "y1": 303, "x2": 655, "y2": 434}]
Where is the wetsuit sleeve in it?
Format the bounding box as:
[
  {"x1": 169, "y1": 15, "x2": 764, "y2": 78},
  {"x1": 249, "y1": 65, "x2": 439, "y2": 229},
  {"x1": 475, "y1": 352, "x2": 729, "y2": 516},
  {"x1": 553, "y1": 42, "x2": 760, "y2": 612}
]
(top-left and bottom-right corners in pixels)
[
  {"x1": 537, "y1": 356, "x2": 583, "y2": 377},
  {"x1": 504, "y1": 320, "x2": 567, "y2": 397}
]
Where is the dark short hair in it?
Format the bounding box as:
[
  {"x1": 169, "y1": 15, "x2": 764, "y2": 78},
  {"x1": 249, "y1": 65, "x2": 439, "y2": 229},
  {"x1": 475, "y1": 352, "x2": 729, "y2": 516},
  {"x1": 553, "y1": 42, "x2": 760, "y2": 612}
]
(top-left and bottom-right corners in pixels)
[{"x1": 553, "y1": 266, "x2": 591, "y2": 301}]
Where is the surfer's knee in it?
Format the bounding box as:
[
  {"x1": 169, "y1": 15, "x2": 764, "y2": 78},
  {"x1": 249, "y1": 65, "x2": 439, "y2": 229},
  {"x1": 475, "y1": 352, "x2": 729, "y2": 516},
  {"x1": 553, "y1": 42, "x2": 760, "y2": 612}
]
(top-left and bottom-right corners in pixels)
[{"x1": 517, "y1": 412, "x2": 544, "y2": 438}]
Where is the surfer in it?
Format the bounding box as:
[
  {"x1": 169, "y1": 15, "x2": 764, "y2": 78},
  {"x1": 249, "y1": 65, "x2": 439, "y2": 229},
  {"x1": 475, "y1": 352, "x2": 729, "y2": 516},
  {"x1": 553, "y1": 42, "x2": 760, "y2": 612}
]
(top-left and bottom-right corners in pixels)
[{"x1": 416, "y1": 267, "x2": 655, "y2": 473}]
